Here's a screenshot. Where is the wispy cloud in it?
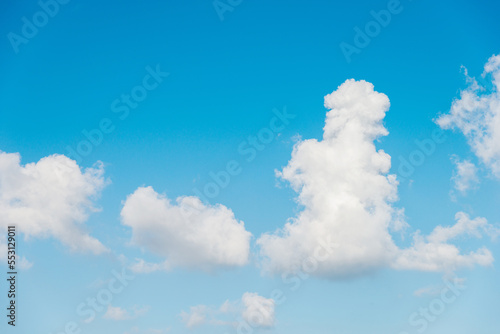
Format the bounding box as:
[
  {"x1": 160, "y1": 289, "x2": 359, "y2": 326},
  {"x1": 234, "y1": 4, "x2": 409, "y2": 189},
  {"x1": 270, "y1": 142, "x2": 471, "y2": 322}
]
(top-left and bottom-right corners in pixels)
[
  {"x1": 437, "y1": 54, "x2": 500, "y2": 178},
  {"x1": 103, "y1": 305, "x2": 149, "y2": 321}
]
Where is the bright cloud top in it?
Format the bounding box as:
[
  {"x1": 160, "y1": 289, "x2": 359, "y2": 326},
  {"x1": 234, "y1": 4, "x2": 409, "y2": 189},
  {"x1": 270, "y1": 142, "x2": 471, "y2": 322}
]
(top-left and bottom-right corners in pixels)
[
  {"x1": 257, "y1": 79, "x2": 498, "y2": 279},
  {"x1": 180, "y1": 292, "x2": 275, "y2": 329},
  {"x1": 0, "y1": 152, "x2": 108, "y2": 254},
  {"x1": 437, "y1": 54, "x2": 500, "y2": 178},
  {"x1": 121, "y1": 186, "x2": 252, "y2": 271}
]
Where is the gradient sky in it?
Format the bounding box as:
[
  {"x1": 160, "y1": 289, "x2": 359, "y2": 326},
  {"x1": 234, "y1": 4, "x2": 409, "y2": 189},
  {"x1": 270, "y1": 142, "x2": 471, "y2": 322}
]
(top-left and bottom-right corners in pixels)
[{"x1": 1, "y1": 0, "x2": 500, "y2": 333}]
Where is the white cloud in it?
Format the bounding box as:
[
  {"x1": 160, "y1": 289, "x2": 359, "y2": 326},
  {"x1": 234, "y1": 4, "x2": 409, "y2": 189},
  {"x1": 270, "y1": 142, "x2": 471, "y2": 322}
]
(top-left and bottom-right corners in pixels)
[
  {"x1": 393, "y1": 212, "x2": 496, "y2": 272},
  {"x1": 103, "y1": 305, "x2": 149, "y2": 321},
  {"x1": 180, "y1": 292, "x2": 275, "y2": 329},
  {"x1": 437, "y1": 54, "x2": 500, "y2": 178},
  {"x1": 180, "y1": 305, "x2": 209, "y2": 328},
  {"x1": 451, "y1": 158, "x2": 479, "y2": 195},
  {"x1": 257, "y1": 79, "x2": 399, "y2": 278},
  {"x1": 241, "y1": 292, "x2": 275, "y2": 328},
  {"x1": 257, "y1": 79, "x2": 498, "y2": 279},
  {"x1": 0, "y1": 152, "x2": 108, "y2": 254},
  {"x1": 128, "y1": 258, "x2": 170, "y2": 274},
  {"x1": 121, "y1": 186, "x2": 251, "y2": 272}
]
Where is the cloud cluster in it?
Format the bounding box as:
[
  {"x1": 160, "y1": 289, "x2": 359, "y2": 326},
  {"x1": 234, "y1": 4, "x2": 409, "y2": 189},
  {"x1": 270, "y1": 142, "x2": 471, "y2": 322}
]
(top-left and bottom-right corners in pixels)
[
  {"x1": 180, "y1": 292, "x2": 275, "y2": 329},
  {"x1": 393, "y1": 212, "x2": 497, "y2": 272},
  {"x1": 437, "y1": 54, "x2": 500, "y2": 178},
  {"x1": 257, "y1": 79, "x2": 497, "y2": 279},
  {"x1": 241, "y1": 292, "x2": 275, "y2": 328},
  {"x1": 0, "y1": 152, "x2": 108, "y2": 254},
  {"x1": 120, "y1": 186, "x2": 251, "y2": 272}
]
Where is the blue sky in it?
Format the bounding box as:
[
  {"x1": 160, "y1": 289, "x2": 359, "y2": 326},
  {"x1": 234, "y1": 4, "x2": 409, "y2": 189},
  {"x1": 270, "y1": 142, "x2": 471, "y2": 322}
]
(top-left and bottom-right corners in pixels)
[{"x1": 1, "y1": 0, "x2": 500, "y2": 333}]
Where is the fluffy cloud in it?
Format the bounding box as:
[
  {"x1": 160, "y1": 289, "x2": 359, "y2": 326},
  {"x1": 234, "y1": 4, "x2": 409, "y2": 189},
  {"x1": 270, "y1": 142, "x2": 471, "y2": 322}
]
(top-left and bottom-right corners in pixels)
[
  {"x1": 128, "y1": 258, "x2": 170, "y2": 274},
  {"x1": 393, "y1": 212, "x2": 497, "y2": 272},
  {"x1": 241, "y1": 292, "x2": 275, "y2": 328},
  {"x1": 180, "y1": 292, "x2": 275, "y2": 329},
  {"x1": 257, "y1": 79, "x2": 399, "y2": 278},
  {"x1": 257, "y1": 79, "x2": 497, "y2": 279},
  {"x1": 413, "y1": 285, "x2": 442, "y2": 297},
  {"x1": 451, "y1": 158, "x2": 479, "y2": 195},
  {"x1": 437, "y1": 54, "x2": 500, "y2": 178},
  {"x1": 121, "y1": 186, "x2": 251, "y2": 271},
  {"x1": 0, "y1": 152, "x2": 108, "y2": 254},
  {"x1": 413, "y1": 277, "x2": 467, "y2": 297},
  {"x1": 103, "y1": 305, "x2": 149, "y2": 321}
]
